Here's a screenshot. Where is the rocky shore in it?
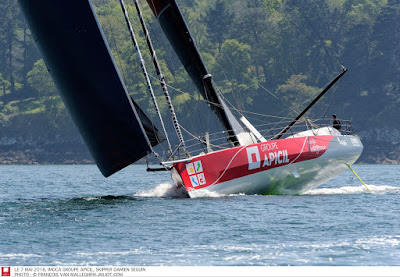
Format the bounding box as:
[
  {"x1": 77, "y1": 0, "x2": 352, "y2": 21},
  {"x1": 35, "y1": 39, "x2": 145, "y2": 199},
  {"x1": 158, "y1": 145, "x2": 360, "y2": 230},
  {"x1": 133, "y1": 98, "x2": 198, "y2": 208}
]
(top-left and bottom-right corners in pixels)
[
  {"x1": 0, "y1": 137, "x2": 93, "y2": 165},
  {"x1": 0, "y1": 128, "x2": 399, "y2": 165}
]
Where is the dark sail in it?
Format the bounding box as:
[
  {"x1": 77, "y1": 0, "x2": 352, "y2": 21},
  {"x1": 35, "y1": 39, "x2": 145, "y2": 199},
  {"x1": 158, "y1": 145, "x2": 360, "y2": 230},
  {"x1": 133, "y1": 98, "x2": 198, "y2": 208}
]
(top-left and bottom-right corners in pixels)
[
  {"x1": 147, "y1": 0, "x2": 250, "y2": 146},
  {"x1": 131, "y1": 98, "x2": 166, "y2": 147},
  {"x1": 18, "y1": 0, "x2": 162, "y2": 177}
]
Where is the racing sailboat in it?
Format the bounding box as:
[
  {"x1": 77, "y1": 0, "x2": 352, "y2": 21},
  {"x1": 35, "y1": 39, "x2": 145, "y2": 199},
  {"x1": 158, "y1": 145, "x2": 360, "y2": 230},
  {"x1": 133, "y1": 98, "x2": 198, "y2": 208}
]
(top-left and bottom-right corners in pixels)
[{"x1": 18, "y1": 0, "x2": 363, "y2": 197}]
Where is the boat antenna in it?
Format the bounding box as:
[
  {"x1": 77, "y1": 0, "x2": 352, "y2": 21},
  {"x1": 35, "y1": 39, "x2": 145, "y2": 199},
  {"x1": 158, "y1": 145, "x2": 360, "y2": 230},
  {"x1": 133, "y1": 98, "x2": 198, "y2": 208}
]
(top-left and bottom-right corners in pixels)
[
  {"x1": 118, "y1": 0, "x2": 173, "y2": 153},
  {"x1": 275, "y1": 66, "x2": 347, "y2": 139},
  {"x1": 133, "y1": 0, "x2": 187, "y2": 155}
]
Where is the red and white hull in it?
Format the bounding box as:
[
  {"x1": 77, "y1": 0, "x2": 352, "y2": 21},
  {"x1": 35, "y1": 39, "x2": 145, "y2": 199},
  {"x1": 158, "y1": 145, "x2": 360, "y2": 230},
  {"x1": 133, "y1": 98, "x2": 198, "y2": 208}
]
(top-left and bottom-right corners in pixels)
[{"x1": 169, "y1": 133, "x2": 363, "y2": 197}]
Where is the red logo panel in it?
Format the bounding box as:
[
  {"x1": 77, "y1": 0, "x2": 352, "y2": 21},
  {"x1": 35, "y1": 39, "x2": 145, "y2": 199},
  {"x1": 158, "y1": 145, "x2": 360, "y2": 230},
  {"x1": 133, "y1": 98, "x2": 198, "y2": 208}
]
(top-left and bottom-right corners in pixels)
[{"x1": 2, "y1": 267, "x2": 11, "y2": 277}]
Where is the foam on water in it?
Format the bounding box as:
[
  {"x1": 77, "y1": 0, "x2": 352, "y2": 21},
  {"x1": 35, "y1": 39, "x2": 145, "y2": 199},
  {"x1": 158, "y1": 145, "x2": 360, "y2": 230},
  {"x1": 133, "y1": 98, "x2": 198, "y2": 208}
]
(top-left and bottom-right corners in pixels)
[
  {"x1": 188, "y1": 189, "x2": 225, "y2": 198},
  {"x1": 133, "y1": 183, "x2": 247, "y2": 198},
  {"x1": 0, "y1": 253, "x2": 42, "y2": 258},
  {"x1": 304, "y1": 184, "x2": 400, "y2": 195},
  {"x1": 134, "y1": 182, "x2": 189, "y2": 198},
  {"x1": 135, "y1": 182, "x2": 399, "y2": 198},
  {"x1": 133, "y1": 182, "x2": 400, "y2": 198}
]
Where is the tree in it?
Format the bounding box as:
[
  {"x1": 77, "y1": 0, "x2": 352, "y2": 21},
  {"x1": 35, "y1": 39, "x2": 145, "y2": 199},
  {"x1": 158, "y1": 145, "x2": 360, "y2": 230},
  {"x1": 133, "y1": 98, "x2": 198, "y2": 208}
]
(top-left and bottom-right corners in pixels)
[
  {"x1": 0, "y1": 0, "x2": 21, "y2": 95},
  {"x1": 26, "y1": 59, "x2": 56, "y2": 97},
  {"x1": 276, "y1": 74, "x2": 319, "y2": 115},
  {"x1": 0, "y1": 73, "x2": 11, "y2": 104},
  {"x1": 203, "y1": 0, "x2": 234, "y2": 52},
  {"x1": 218, "y1": 39, "x2": 252, "y2": 81}
]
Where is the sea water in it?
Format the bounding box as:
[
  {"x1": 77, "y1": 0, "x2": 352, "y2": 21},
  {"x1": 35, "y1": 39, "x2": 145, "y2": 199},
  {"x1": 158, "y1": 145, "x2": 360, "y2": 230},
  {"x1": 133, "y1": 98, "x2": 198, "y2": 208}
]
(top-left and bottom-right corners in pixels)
[{"x1": 0, "y1": 164, "x2": 399, "y2": 266}]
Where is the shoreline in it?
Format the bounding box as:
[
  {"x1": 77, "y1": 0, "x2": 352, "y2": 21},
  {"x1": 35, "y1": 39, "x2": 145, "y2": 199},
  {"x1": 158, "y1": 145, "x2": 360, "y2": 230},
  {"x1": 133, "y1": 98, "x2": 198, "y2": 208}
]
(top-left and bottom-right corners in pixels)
[{"x1": 0, "y1": 146, "x2": 398, "y2": 165}]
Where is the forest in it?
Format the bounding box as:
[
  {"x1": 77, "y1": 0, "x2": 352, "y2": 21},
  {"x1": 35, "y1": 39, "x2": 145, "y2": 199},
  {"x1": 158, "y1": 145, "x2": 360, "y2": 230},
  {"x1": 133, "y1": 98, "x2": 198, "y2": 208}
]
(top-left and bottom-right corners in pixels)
[{"x1": 0, "y1": 0, "x2": 399, "y2": 164}]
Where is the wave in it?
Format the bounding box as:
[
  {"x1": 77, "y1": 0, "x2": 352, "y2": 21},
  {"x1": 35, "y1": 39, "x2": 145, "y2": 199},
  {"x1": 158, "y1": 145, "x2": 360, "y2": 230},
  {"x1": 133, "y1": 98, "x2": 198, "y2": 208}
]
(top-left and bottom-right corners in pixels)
[
  {"x1": 133, "y1": 183, "x2": 245, "y2": 199},
  {"x1": 133, "y1": 182, "x2": 400, "y2": 198},
  {"x1": 134, "y1": 182, "x2": 250, "y2": 199},
  {"x1": 0, "y1": 253, "x2": 42, "y2": 258},
  {"x1": 80, "y1": 195, "x2": 134, "y2": 201},
  {"x1": 134, "y1": 182, "x2": 189, "y2": 198},
  {"x1": 187, "y1": 189, "x2": 225, "y2": 198},
  {"x1": 304, "y1": 184, "x2": 400, "y2": 195}
]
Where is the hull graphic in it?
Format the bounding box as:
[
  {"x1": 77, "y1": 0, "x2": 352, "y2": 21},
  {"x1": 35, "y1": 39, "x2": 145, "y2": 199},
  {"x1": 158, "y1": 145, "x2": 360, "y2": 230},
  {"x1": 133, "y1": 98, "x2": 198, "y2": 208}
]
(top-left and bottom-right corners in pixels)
[{"x1": 171, "y1": 135, "x2": 363, "y2": 196}]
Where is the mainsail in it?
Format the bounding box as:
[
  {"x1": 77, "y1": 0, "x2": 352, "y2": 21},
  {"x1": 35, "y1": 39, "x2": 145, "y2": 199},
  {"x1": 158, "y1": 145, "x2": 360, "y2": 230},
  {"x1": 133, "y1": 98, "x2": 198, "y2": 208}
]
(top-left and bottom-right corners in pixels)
[
  {"x1": 18, "y1": 0, "x2": 165, "y2": 177},
  {"x1": 147, "y1": 0, "x2": 253, "y2": 146}
]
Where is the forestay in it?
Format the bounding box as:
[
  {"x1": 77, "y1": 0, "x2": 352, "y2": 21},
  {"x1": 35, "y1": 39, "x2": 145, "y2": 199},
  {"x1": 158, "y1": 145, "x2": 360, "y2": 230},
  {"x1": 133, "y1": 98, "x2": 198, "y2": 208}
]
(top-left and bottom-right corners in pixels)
[{"x1": 147, "y1": 0, "x2": 253, "y2": 147}]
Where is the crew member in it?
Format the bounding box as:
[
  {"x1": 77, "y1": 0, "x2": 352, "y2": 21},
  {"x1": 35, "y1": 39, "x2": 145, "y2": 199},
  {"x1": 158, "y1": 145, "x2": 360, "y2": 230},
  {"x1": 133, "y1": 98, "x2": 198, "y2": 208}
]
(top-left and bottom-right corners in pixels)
[{"x1": 332, "y1": 114, "x2": 341, "y2": 131}]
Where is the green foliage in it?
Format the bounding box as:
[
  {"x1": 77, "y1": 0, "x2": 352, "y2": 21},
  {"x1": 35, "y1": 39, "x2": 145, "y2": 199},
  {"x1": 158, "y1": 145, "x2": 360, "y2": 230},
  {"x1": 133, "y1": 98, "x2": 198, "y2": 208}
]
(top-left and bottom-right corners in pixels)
[
  {"x1": 42, "y1": 96, "x2": 67, "y2": 129},
  {"x1": 173, "y1": 93, "x2": 191, "y2": 113},
  {"x1": 27, "y1": 59, "x2": 55, "y2": 96},
  {"x1": 277, "y1": 74, "x2": 319, "y2": 108},
  {"x1": 263, "y1": 0, "x2": 282, "y2": 14},
  {"x1": 0, "y1": 0, "x2": 398, "y2": 138},
  {"x1": 218, "y1": 39, "x2": 252, "y2": 84},
  {"x1": 2, "y1": 102, "x2": 19, "y2": 114},
  {"x1": 203, "y1": 0, "x2": 234, "y2": 50},
  {"x1": 0, "y1": 73, "x2": 11, "y2": 97},
  {"x1": 0, "y1": 112, "x2": 8, "y2": 127}
]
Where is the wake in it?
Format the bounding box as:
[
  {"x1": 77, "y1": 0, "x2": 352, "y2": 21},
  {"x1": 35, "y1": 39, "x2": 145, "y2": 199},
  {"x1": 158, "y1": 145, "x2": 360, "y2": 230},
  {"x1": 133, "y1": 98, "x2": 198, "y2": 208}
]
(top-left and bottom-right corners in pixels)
[
  {"x1": 133, "y1": 183, "x2": 236, "y2": 198},
  {"x1": 134, "y1": 182, "x2": 400, "y2": 198},
  {"x1": 134, "y1": 182, "x2": 189, "y2": 198},
  {"x1": 304, "y1": 184, "x2": 400, "y2": 195}
]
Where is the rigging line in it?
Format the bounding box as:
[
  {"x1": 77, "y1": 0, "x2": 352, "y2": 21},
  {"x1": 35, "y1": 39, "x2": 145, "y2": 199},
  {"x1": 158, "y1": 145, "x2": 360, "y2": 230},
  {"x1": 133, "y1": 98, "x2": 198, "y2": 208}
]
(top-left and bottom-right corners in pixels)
[
  {"x1": 140, "y1": 0, "x2": 200, "y2": 143},
  {"x1": 258, "y1": 82, "x2": 301, "y2": 115},
  {"x1": 142, "y1": 0, "x2": 180, "y2": 83},
  {"x1": 132, "y1": 13, "x2": 284, "y2": 127},
  {"x1": 318, "y1": 76, "x2": 343, "y2": 121},
  {"x1": 229, "y1": 83, "x2": 244, "y2": 117},
  {"x1": 294, "y1": 69, "x2": 345, "y2": 114},
  {"x1": 214, "y1": 44, "x2": 299, "y2": 123},
  {"x1": 279, "y1": 49, "x2": 299, "y2": 76},
  {"x1": 96, "y1": 0, "x2": 167, "y2": 158},
  {"x1": 146, "y1": 71, "x2": 289, "y2": 120},
  {"x1": 179, "y1": 124, "x2": 229, "y2": 146},
  {"x1": 212, "y1": 82, "x2": 242, "y2": 114},
  {"x1": 198, "y1": 9, "x2": 301, "y2": 122},
  {"x1": 198, "y1": 8, "x2": 299, "y2": 84},
  {"x1": 167, "y1": 1, "x2": 232, "y2": 142},
  {"x1": 276, "y1": 67, "x2": 347, "y2": 139},
  {"x1": 212, "y1": 85, "x2": 288, "y2": 124},
  {"x1": 178, "y1": 124, "x2": 230, "y2": 151},
  {"x1": 197, "y1": 14, "x2": 247, "y2": 115},
  {"x1": 182, "y1": 118, "x2": 297, "y2": 145},
  {"x1": 96, "y1": 0, "x2": 164, "y2": 150},
  {"x1": 181, "y1": 125, "x2": 232, "y2": 143},
  {"x1": 177, "y1": 129, "x2": 220, "y2": 155},
  {"x1": 133, "y1": 0, "x2": 187, "y2": 153},
  {"x1": 208, "y1": 59, "x2": 245, "y2": 116},
  {"x1": 148, "y1": 1, "x2": 210, "y2": 142},
  {"x1": 143, "y1": 70, "x2": 293, "y2": 130},
  {"x1": 289, "y1": 3, "x2": 344, "y2": 67},
  {"x1": 161, "y1": 75, "x2": 289, "y2": 122},
  {"x1": 273, "y1": 38, "x2": 299, "y2": 75},
  {"x1": 119, "y1": 0, "x2": 172, "y2": 153}
]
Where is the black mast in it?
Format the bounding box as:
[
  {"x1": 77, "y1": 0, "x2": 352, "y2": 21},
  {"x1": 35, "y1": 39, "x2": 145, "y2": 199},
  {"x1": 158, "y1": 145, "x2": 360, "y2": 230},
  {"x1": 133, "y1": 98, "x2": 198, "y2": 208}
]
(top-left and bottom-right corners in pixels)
[{"x1": 146, "y1": 0, "x2": 246, "y2": 146}]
